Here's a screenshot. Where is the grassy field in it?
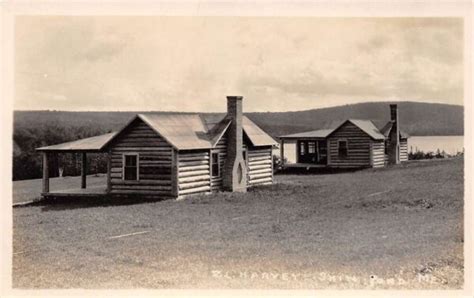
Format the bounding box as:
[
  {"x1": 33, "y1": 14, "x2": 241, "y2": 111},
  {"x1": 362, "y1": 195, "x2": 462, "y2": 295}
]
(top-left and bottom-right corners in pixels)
[
  {"x1": 12, "y1": 174, "x2": 107, "y2": 204},
  {"x1": 12, "y1": 158, "x2": 464, "y2": 289}
]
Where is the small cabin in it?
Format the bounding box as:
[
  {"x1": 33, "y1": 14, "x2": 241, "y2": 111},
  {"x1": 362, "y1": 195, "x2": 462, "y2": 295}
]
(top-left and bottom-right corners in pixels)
[
  {"x1": 36, "y1": 96, "x2": 277, "y2": 200},
  {"x1": 279, "y1": 104, "x2": 409, "y2": 169}
]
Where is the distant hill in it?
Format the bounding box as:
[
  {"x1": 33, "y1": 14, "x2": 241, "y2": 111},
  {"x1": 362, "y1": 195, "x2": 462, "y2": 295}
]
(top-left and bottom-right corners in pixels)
[
  {"x1": 14, "y1": 101, "x2": 463, "y2": 138},
  {"x1": 247, "y1": 101, "x2": 463, "y2": 137}
]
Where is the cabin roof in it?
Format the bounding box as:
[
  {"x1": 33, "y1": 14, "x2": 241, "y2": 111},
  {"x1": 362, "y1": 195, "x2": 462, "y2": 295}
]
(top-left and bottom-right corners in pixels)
[
  {"x1": 36, "y1": 113, "x2": 277, "y2": 152},
  {"x1": 242, "y1": 116, "x2": 279, "y2": 146},
  {"x1": 36, "y1": 132, "x2": 117, "y2": 152},
  {"x1": 343, "y1": 119, "x2": 386, "y2": 140},
  {"x1": 279, "y1": 129, "x2": 334, "y2": 139},
  {"x1": 379, "y1": 121, "x2": 410, "y2": 139},
  {"x1": 280, "y1": 119, "x2": 386, "y2": 141},
  {"x1": 138, "y1": 113, "x2": 277, "y2": 149}
]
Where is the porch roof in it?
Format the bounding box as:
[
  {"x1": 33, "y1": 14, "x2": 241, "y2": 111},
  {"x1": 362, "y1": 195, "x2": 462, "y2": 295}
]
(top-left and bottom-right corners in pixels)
[
  {"x1": 279, "y1": 129, "x2": 333, "y2": 140},
  {"x1": 36, "y1": 132, "x2": 117, "y2": 152}
]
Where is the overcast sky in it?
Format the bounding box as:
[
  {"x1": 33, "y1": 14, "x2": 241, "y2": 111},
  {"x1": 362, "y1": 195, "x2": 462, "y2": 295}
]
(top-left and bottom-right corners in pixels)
[{"x1": 14, "y1": 16, "x2": 463, "y2": 112}]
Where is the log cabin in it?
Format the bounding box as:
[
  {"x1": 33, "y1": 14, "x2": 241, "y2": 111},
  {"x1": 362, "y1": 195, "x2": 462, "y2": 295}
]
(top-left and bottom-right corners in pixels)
[
  {"x1": 36, "y1": 96, "x2": 277, "y2": 200},
  {"x1": 279, "y1": 104, "x2": 409, "y2": 169}
]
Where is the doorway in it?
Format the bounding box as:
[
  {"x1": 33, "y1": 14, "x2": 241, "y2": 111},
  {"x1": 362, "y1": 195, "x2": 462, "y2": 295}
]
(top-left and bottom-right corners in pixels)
[{"x1": 297, "y1": 140, "x2": 327, "y2": 164}]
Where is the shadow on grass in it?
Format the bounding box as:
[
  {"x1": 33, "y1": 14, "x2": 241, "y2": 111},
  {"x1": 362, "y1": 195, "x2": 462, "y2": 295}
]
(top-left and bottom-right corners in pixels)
[{"x1": 36, "y1": 195, "x2": 169, "y2": 212}]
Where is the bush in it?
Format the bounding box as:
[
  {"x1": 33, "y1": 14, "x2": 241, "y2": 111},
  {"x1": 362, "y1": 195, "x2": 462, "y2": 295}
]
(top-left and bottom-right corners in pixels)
[
  {"x1": 273, "y1": 154, "x2": 287, "y2": 172},
  {"x1": 408, "y1": 149, "x2": 454, "y2": 160}
]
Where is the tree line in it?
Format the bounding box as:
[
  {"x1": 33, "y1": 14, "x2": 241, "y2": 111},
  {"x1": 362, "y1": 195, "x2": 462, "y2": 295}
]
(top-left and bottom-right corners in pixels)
[{"x1": 13, "y1": 122, "x2": 110, "y2": 180}]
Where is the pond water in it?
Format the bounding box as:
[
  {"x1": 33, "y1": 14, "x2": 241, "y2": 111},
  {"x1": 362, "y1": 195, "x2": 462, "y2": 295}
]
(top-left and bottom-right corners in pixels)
[{"x1": 275, "y1": 136, "x2": 464, "y2": 163}]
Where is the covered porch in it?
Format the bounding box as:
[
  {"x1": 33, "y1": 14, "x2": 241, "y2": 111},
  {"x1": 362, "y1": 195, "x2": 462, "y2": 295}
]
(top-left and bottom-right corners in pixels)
[
  {"x1": 36, "y1": 132, "x2": 116, "y2": 199},
  {"x1": 279, "y1": 129, "x2": 333, "y2": 169}
]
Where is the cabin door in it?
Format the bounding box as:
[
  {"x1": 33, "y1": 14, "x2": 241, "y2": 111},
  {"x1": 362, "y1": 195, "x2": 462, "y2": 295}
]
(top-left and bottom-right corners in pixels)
[
  {"x1": 298, "y1": 140, "x2": 327, "y2": 164},
  {"x1": 298, "y1": 141, "x2": 318, "y2": 163}
]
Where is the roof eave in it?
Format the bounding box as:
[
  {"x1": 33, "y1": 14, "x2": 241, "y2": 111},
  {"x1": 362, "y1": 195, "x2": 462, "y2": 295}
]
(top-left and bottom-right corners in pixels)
[{"x1": 35, "y1": 148, "x2": 105, "y2": 153}]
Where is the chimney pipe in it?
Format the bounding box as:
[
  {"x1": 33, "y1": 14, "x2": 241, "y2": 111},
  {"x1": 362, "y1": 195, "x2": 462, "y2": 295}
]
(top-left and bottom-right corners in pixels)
[
  {"x1": 223, "y1": 96, "x2": 247, "y2": 192},
  {"x1": 388, "y1": 104, "x2": 400, "y2": 164}
]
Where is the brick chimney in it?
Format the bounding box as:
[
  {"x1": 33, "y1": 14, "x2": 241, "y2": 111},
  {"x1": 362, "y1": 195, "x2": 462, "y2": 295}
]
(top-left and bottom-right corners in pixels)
[
  {"x1": 223, "y1": 96, "x2": 247, "y2": 192},
  {"x1": 388, "y1": 104, "x2": 400, "y2": 164}
]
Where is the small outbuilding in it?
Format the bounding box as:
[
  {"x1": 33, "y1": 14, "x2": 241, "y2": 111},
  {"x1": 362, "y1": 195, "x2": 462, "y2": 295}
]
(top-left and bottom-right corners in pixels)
[
  {"x1": 36, "y1": 96, "x2": 277, "y2": 200},
  {"x1": 279, "y1": 104, "x2": 409, "y2": 169}
]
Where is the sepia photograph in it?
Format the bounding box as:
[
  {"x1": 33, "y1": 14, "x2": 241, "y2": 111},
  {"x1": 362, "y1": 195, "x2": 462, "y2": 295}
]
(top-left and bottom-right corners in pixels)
[{"x1": 2, "y1": 0, "x2": 472, "y2": 295}]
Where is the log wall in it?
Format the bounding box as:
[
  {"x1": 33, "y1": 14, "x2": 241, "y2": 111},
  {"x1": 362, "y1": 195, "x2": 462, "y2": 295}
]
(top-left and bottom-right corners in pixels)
[
  {"x1": 400, "y1": 138, "x2": 408, "y2": 162},
  {"x1": 371, "y1": 140, "x2": 385, "y2": 168},
  {"x1": 384, "y1": 137, "x2": 409, "y2": 165},
  {"x1": 210, "y1": 134, "x2": 227, "y2": 192},
  {"x1": 177, "y1": 150, "x2": 211, "y2": 196},
  {"x1": 109, "y1": 119, "x2": 173, "y2": 198},
  {"x1": 247, "y1": 147, "x2": 273, "y2": 186},
  {"x1": 327, "y1": 122, "x2": 372, "y2": 168}
]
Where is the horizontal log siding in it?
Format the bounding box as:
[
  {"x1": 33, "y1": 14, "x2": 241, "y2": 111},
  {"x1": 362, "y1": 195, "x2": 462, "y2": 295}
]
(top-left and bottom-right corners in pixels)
[
  {"x1": 384, "y1": 137, "x2": 408, "y2": 164},
  {"x1": 247, "y1": 147, "x2": 273, "y2": 186},
  {"x1": 177, "y1": 150, "x2": 211, "y2": 196},
  {"x1": 210, "y1": 134, "x2": 227, "y2": 192},
  {"x1": 109, "y1": 119, "x2": 173, "y2": 198},
  {"x1": 371, "y1": 140, "x2": 385, "y2": 168},
  {"x1": 400, "y1": 138, "x2": 408, "y2": 162},
  {"x1": 328, "y1": 122, "x2": 372, "y2": 168}
]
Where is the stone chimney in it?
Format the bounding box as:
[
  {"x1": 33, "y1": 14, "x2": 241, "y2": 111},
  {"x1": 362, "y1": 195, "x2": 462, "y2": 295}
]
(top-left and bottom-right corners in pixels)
[
  {"x1": 223, "y1": 96, "x2": 247, "y2": 192},
  {"x1": 388, "y1": 104, "x2": 400, "y2": 164}
]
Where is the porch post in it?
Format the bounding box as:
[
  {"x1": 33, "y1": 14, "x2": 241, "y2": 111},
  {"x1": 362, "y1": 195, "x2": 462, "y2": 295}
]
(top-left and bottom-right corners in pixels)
[
  {"x1": 280, "y1": 139, "x2": 285, "y2": 167},
  {"x1": 81, "y1": 152, "x2": 87, "y2": 189},
  {"x1": 106, "y1": 150, "x2": 112, "y2": 193},
  {"x1": 42, "y1": 152, "x2": 49, "y2": 193}
]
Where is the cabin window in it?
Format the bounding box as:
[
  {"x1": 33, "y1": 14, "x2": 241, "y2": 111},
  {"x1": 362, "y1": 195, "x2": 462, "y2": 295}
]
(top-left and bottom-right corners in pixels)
[
  {"x1": 211, "y1": 153, "x2": 220, "y2": 177},
  {"x1": 308, "y1": 142, "x2": 316, "y2": 154},
  {"x1": 338, "y1": 140, "x2": 348, "y2": 158},
  {"x1": 300, "y1": 142, "x2": 305, "y2": 155},
  {"x1": 123, "y1": 154, "x2": 139, "y2": 180}
]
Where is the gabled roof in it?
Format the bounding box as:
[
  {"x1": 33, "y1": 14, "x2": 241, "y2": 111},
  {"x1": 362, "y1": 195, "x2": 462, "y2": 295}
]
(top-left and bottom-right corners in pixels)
[
  {"x1": 380, "y1": 121, "x2": 410, "y2": 139},
  {"x1": 327, "y1": 119, "x2": 385, "y2": 140},
  {"x1": 36, "y1": 132, "x2": 117, "y2": 152},
  {"x1": 138, "y1": 114, "x2": 216, "y2": 150},
  {"x1": 36, "y1": 113, "x2": 276, "y2": 152},
  {"x1": 137, "y1": 113, "x2": 276, "y2": 149},
  {"x1": 280, "y1": 129, "x2": 333, "y2": 139}
]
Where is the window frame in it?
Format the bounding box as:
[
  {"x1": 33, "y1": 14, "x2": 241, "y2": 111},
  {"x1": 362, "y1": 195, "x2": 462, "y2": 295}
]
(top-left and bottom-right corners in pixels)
[
  {"x1": 211, "y1": 152, "x2": 220, "y2": 177},
  {"x1": 308, "y1": 141, "x2": 316, "y2": 154},
  {"x1": 337, "y1": 139, "x2": 348, "y2": 158},
  {"x1": 300, "y1": 141, "x2": 306, "y2": 155},
  {"x1": 122, "y1": 153, "x2": 140, "y2": 181}
]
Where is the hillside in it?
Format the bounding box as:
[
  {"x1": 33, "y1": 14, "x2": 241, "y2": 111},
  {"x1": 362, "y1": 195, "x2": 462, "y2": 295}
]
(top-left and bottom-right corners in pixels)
[
  {"x1": 14, "y1": 101, "x2": 463, "y2": 138},
  {"x1": 247, "y1": 101, "x2": 464, "y2": 137}
]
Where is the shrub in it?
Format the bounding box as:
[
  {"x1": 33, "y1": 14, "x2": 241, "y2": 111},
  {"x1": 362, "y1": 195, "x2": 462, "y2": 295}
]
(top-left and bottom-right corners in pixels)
[{"x1": 273, "y1": 154, "x2": 287, "y2": 172}]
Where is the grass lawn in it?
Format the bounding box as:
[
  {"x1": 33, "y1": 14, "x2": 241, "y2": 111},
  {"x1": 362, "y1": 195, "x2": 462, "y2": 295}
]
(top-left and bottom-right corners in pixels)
[
  {"x1": 12, "y1": 174, "x2": 107, "y2": 204},
  {"x1": 12, "y1": 158, "x2": 464, "y2": 289}
]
